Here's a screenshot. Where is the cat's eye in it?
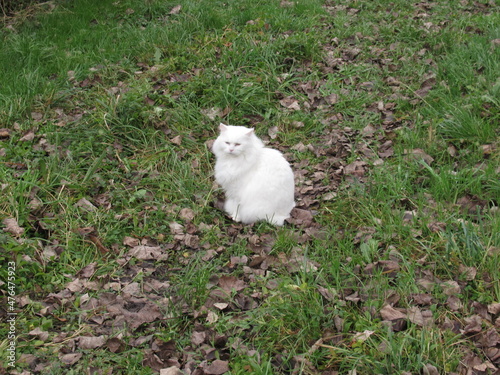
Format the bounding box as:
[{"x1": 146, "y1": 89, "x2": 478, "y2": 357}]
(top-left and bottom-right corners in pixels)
[{"x1": 235, "y1": 143, "x2": 240, "y2": 146}]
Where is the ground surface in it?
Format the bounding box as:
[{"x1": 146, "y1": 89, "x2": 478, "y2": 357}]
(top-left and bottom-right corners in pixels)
[{"x1": 0, "y1": 0, "x2": 499, "y2": 374}]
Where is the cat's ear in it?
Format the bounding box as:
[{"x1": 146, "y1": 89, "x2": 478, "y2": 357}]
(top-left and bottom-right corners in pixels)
[
  {"x1": 219, "y1": 123, "x2": 228, "y2": 132},
  {"x1": 245, "y1": 128, "x2": 254, "y2": 136}
]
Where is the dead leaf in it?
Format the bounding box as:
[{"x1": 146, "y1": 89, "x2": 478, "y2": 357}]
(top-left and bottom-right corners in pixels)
[
  {"x1": 353, "y1": 330, "x2": 375, "y2": 343},
  {"x1": 487, "y1": 303, "x2": 500, "y2": 315},
  {"x1": 169, "y1": 5, "x2": 182, "y2": 14},
  {"x1": 160, "y1": 367, "x2": 184, "y2": 375},
  {"x1": 200, "y1": 107, "x2": 223, "y2": 120},
  {"x1": 288, "y1": 208, "x2": 314, "y2": 226},
  {"x1": 279, "y1": 96, "x2": 301, "y2": 110},
  {"x1": 407, "y1": 306, "x2": 433, "y2": 327},
  {"x1": 427, "y1": 222, "x2": 446, "y2": 232},
  {"x1": 123, "y1": 236, "x2": 140, "y2": 247},
  {"x1": 463, "y1": 315, "x2": 483, "y2": 335},
  {"x1": 0, "y1": 128, "x2": 11, "y2": 138},
  {"x1": 59, "y1": 353, "x2": 82, "y2": 365},
  {"x1": 28, "y1": 327, "x2": 49, "y2": 341},
  {"x1": 128, "y1": 246, "x2": 168, "y2": 260},
  {"x1": 170, "y1": 135, "x2": 182, "y2": 145},
  {"x1": 169, "y1": 222, "x2": 184, "y2": 235},
  {"x1": 206, "y1": 310, "x2": 218, "y2": 324},
  {"x1": 191, "y1": 331, "x2": 206, "y2": 346},
  {"x1": 406, "y1": 148, "x2": 434, "y2": 165},
  {"x1": 422, "y1": 363, "x2": 439, "y2": 375},
  {"x1": 204, "y1": 359, "x2": 229, "y2": 375},
  {"x1": 179, "y1": 208, "x2": 195, "y2": 222},
  {"x1": 79, "y1": 335, "x2": 106, "y2": 349},
  {"x1": 268, "y1": 126, "x2": 279, "y2": 139},
  {"x1": 218, "y1": 276, "x2": 247, "y2": 292},
  {"x1": 31, "y1": 112, "x2": 43, "y2": 121},
  {"x1": 380, "y1": 304, "x2": 406, "y2": 321},
  {"x1": 107, "y1": 337, "x2": 126, "y2": 353},
  {"x1": 324, "y1": 93, "x2": 338, "y2": 105},
  {"x1": 88, "y1": 236, "x2": 109, "y2": 255},
  {"x1": 459, "y1": 265, "x2": 477, "y2": 281},
  {"x1": 441, "y1": 280, "x2": 460, "y2": 296},
  {"x1": 344, "y1": 160, "x2": 367, "y2": 177},
  {"x1": 108, "y1": 298, "x2": 163, "y2": 330},
  {"x1": 446, "y1": 295, "x2": 463, "y2": 311},
  {"x1": 361, "y1": 124, "x2": 376, "y2": 137},
  {"x1": 20, "y1": 130, "x2": 35, "y2": 142},
  {"x1": 3, "y1": 218, "x2": 25, "y2": 236},
  {"x1": 77, "y1": 262, "x2": 97, "y2": 278},
  {"x1": 213, "y1": 302, "x2": 229, "y2": 310},
  {"x1": 66, "y1": 278, "x2": 85, "y2": 292},
  {"x1": 415, "y1": 76, "x2": 436, "y2": 98},
  {"x1": 75, "y1": 198, "x2": 97, "y2": 212}
]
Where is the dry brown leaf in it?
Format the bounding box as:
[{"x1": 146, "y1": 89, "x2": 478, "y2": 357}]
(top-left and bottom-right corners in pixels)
[
  {"x1": 279, "y1": 96, "x2": 301, "y2": 110},
  {"x1": 410, "y1": 148, "x2": 434, "y2": 165},
  {"x1": 128, "y1": 245, "x2": 168, "y2": 260},
  {"x1": 218, "y1": 276, "x2": 247, "y2": 292},
  {"x1": 441, "y1": 280, "x2": 461, "y2": 296},
  {"x1": 204, "y1": 359, "x2": 230, "y2": 375},
  {"x1": 380, "y1": 304, "x2": 406, "y2": 321},
  {"x1": 66, "y1": 278, "x2": 85, "y2": 292},
  {"x1": 407, "y1": 306, "x2": 433, "y2": 327},
  {"x1": 75, "y1": 197, "x2": 97, "y2": 212},
  {"x1": 3, "y1": 218, "x2": 25, "y2": 236},
  {"x1": 415, "y1": 76, "x2": 436, "y2": 98},
  {"x1": 324, "y1": 93, "x2": 339, "y2": 105},
  {"x1": 446, "y1": 295, "x2": 463, "y2": 311},
  {"x1": 200, "y1": 107, "x2": 223, "y2": 120},
  {"x1": 487, "y1": 303, "x2": 500, "y2": 315},
  {"x1": 122, "y1": 282, "x2": 141, "y2": 296},
  {"x1": 20, "y1": 130, "x2": 35, "y2": 142},
  {"x1": 123, "y1": 236, "x2": 140, "y2": 247},
  {"x1": 31, "y1": 112, "x2": 43, "y2": 121},
  {"x1": 106, "y1": 337, "x2": 126, "y2": 353},
  {"x1": 353, "y1": 330, "x2": 375, "y2": 343},
  {"x1": 288, "y1": 208, "x2": 314, "y2": 226},
  {"x1": 427, "y1": 221, "x2": 446, "y2": 232},
  {"x1": 344, "y1": 160, "x2": 367, "y2": 177},
  {"x1": 79, "y1": 335, "x2": 106, "y2": 349},
  {"x1": 191, "y1": 330, "x2": 206, "y2": 346},
  {"x1": 410, "y1": 293, "x2": 434, "y2": 306},
  {"x1": 169, "y1": 5, "x2": 182, "y2": 14},
  {"x1": 28, "y1": 327, "x2": 49, "y2": 341},
  {"x1": 59, "y1": 353, "x2": 82, "y2": 365},
  {"x1": 463, "y1": 315, "x2": 483, "y2": 334},
  {"x1": 169, "y1": 222, "x2": 184, "y2": 235},
  {"x1": 0, "y1": 128, "x2": 11, "y2": 138},
  {"x1": 268, "y1": 126, "x2": 279, "y2": 139},
  {"x1": 77, "y1": 262, "x2": 97, "y2": 278},
  {"x1": 160, "y1": 367, "x2": 184, "y2": 375},
  {"x1": 179, "y1": 208, "x2": 195, "y2": 222},
  {"x1": 170, "y1": 135, "x2": 182, "y2": 145},
  {"x1": 422, "y1": 363, "x2": 439, "y2": 375}
]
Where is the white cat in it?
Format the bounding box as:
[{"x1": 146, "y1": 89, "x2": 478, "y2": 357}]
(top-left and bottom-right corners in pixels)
[{"x1": 212, "y1": 123, "x2": 295, "y2": 226}]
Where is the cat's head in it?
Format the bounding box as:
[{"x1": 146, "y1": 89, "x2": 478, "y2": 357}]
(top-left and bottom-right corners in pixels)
[{"x1": 214, "y1": 123, "x2": 260, "y2": 156}]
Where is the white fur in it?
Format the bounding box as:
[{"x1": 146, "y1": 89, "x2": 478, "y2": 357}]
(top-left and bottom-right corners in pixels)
[{"x1": 212, "y1": 123, "x2": 295, "y2": 225}]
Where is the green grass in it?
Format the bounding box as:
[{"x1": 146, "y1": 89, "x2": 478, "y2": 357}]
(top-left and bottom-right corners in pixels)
[{"x1": 1, "y1": 0, "x2": 499, "y2": 374}]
